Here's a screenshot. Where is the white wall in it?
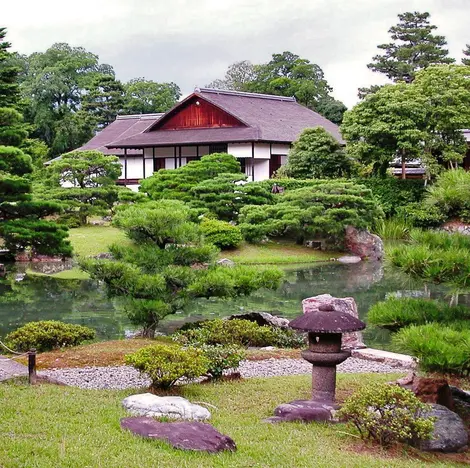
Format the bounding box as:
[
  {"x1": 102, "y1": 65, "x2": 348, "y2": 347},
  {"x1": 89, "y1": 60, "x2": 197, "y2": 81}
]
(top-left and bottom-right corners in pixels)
[{"x1": 254, "y1": 160, "x2": 270, "y2": 181}]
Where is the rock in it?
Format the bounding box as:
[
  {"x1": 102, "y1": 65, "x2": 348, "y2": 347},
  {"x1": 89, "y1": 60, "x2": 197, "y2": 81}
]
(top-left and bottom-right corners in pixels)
[
  {"x1": 216, "y1": 258, "x2": 235, "y2": 267},
  {"x1": 122, "y1": 393, "x2": 211, "y2": 421},
  {"x1": 304, "y1": 239, "x2": 325, "y2": 250},
  {"x1": 353, "y1": 348, "x2": 416, "y2": 369},
  {"x1": 121, "y1": 417, "x2": 236, "y2": 453},
  {"x1": 92, "y1": 252, "x2": 114, "y2": 260},
  {"x1": 14, "y1": 273, "x2": 26, "y2": 282},
  {"x1": 450, "y1": 386, "x2": 470, "y2": 412},
  {"x1": 30, "y1": 254, "x2": 66, "y2": 263},
  {"x1": 344, "y1": 226, "x2": 384, "y2": 261},
  {"x1": 416, "y1": 404, "x2": 468, "y2": 453},
  {"x1": 228, "y1": 311, "x2": 290, "y2": 329},
  {"x1": 337, "y1": 255, "x2": 362, "y2": 264},
  {"x1": 302, "y1": 294, "x2": 366, "y2": 349},
  {"x1": 265, "y1": 399, "x2": 338, "y2": 423},
  {"x1": 393, "y1": 373, "x2": 455, "y2": 410}
]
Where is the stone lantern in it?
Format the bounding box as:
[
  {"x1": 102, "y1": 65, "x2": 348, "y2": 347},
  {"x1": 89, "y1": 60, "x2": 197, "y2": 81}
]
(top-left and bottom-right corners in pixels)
[
  {"x1": 266, "y1": 302, "x2": 366, "y2": 424},
  {"x1": 289, "y1": 304, "x2": 366, "y2": 403}
]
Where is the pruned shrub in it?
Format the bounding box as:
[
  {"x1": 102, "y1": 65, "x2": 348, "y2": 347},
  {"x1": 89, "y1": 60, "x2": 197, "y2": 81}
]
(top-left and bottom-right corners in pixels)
[
  {"x1": 368, "y1": 298, "x2": 470, "y2": 331},
  {"x1": 392, "y1": 323, "x2": 470, "y2": 375},
  {"x1": 199, "y1": 344, "x2": 246, "y2": 379},
  {"x1": 172, "y1": 318, "x2": 303, "y2": 348},
  {"x1": 337, "y1": 383, "x2": 434, "y2": 447},
  {"x1": 396, "y1": 202, "x2": 445, "y2": 228},
  {"x1": 200, "y1": 218, "x2": 243, "y2": 249},
  {"x1": 5, "y1": 320, "x2": 96, "y2": 352},
  {"x1": 125, "y1": 344, "x2": 209, "y2": 389}
]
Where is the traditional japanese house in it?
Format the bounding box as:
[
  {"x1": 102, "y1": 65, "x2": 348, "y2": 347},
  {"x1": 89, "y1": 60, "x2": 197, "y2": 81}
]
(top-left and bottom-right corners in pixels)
[{"x1": 76, "y1": 88, "x2": 343, "y2": 189}]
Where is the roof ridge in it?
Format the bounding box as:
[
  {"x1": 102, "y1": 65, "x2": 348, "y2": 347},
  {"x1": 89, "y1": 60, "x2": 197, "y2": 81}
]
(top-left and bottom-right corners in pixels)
[
  {"x1": 117, "y1": 113, "x2": 165, "y2": 120},
  {"x1": 196, "y1": 87, "x2": 296, "y2": 102}
]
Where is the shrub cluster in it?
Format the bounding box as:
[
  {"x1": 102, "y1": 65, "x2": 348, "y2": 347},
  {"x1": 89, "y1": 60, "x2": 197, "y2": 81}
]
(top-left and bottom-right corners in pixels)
[
  {"x1": 368, "y1": 297, "x2": 470, "y2": 331},
  {"x1": 392, "y1": 323, "x2": 470, "y2": 375},
  {"x1": 200, "y1": 218, "x2": 243, "y2": 249},
  {"x1": 338, "y1": 383, "x2": 434, "y2": 447},
  {"x1": 6, "y1": 320, "x2": 96, "y2": 352},
  {"x1": 198, "y1": 344, "x2": 246, "y2": 379},
  {"x1": 172, "y1": 318, "x2": 305, "y2": 348}
]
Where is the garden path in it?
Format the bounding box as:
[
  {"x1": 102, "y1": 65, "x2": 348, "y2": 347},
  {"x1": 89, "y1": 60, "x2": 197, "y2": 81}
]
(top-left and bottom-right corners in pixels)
[{"x1": 0, "y1": 355, "x2": 28, "y2": 381}]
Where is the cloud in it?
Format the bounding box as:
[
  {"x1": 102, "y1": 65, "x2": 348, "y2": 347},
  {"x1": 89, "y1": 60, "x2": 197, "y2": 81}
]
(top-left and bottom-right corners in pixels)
[{"x1": 4, "y1": 0, "x2": 470, "y2": 108}]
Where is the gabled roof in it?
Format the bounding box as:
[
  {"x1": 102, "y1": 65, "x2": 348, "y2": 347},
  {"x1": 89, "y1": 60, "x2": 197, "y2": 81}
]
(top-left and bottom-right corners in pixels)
[
  {"x1": 79, "y1": 113, "x2": 163, "y2": 155},
  {"x1": 107, "y1": 88, "x2": 343, "y2": 148}
]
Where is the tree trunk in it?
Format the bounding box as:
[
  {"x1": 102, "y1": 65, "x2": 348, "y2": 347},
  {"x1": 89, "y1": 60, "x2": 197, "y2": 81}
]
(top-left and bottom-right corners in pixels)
[
  {"x1": 141, "y1": 325, "x2": 157, "y2": 339},
  {"x1": 401, "y1": 152, "x2": 406, "y2": 180}
]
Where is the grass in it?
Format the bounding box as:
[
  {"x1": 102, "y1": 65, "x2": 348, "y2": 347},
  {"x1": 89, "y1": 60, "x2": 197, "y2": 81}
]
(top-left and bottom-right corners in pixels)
[
  {"x1": 221, "y1": 241, "x2": 339, "y2": 265},
  {"x1": 68, "y1": 225, "x2": 133, "y2": 258},
  {"x1": 2, "y1": 373, "x2": 467, "y2": 468},
  {"x1": 25, "y1": 340, "x2": 302, "y2": 370}
]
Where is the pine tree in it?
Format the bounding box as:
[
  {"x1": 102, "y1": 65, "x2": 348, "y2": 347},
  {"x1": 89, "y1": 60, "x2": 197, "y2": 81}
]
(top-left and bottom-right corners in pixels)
[
  {"x1": 0, "y1": 28, "x2": 72, "y2": 258},
  {"x1": 368, "y1": 12, "x2": 454, "y2": 83},
  {"x1": 462, "y1": 44, "x2": 470, "y2": 66},
  {"x1": 82, "y1": 74, "x2": 125, "y2": 130}
]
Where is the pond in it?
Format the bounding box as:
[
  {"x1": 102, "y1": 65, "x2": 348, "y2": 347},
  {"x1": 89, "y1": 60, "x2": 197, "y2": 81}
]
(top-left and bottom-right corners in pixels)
[{"x1": 0, "y1": 261, "x2": 465, "y2": 350}]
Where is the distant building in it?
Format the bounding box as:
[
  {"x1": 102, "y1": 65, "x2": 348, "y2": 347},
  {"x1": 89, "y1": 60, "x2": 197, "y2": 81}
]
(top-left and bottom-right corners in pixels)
[{"x1": 74, "y1": 88, "x2": 343, "y2": 190}]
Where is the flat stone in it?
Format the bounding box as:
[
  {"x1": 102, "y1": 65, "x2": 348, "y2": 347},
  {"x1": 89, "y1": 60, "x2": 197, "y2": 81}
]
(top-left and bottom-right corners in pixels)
[
  {"x1": 337, "y1": 255, "x2": 362, "y2": 264},
  {"x1": 121, "y1": 417, "x2": 236, "y2": 453},
  {"x1": 415, "y1": 404, "x2": 468, "y2": 453},
  {"x1": 122, "y1": 393, "x2": 210, "y2": 421},
  {"x1": 216, "y1": 258, "x2": 235, "y2": 267},
  {"x1": 266, "y1": 399, "x2": 339, "y2": 423},
  {"x1": 352, "y1": 348, "x2": 416, "y2": 369}
]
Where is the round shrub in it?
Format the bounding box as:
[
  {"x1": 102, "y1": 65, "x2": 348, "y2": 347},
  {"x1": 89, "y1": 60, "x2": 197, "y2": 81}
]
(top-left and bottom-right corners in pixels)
[
  {"x1": 5, "y1": 320, "x2": 96, "y2": 352},
  {"x1": 125, "y1": 343, "x2": 209, "y2": 389},
  {"x1": 172, "y1": 318, "x2": 304, "y2": 348},
  {"x1": 337, "y1": 383, "x2": 434, "y2": 447},
  {"x1": 200, "y1": 218, "x2": 243, "y2": 249},
  {"x1": 199, "y1": 344, "x2": 246, "y2": 379}
]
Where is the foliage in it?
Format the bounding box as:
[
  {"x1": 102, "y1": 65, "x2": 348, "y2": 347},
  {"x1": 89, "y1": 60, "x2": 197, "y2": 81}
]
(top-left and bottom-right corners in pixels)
[
  {"x1": 425, "y1": 169, "x2": 470, "y2": 221},
  {"x1": 140, "y1": 153, "x2": 241, "y2": 202},
  {"x1": 198, "y1": 344, "x2": 246, "y2": 379},
  {"x1": 5, "y1": 320, "x2": 95, "y2": 352},
  {"x1": 0, "y1": 31, "x2": 72, "y2": 257},
  {"x1": 172, "y1": 319, "x2": 304, "y2": 348},
  {"x1": 368, "y1": 297, "x2": 470, "y2": 331},
  {"x1": 373, "y1": 218, "x2": 410, "y2": 240},
  {"x1": 239, "y1": 180, "x2": 383, "y2": 246},
  {"x1": 463, "y1": 44, "x2": 470, "y2": 66},
  {"x1": 341, "y1": 83, "x2": 427, "y2": 176},
  {"x1": 280, "y1": 127, "x2": 354, "y2": 179},
  {"x1": 123, "y1": 78, "x2": 181, "y2": 114},
  {"x1": 337, "y1": 383, "x2": 433, "y2": 447},
  {"x1": 396, "y1": 202, "x2": 445, "y2": 228},
  {"x1": 392, "y1": 323, "x2": 470, "y2": 375},
  {"x1": 200, "y1": 218, "x2": 242, "y2": 249},
  {"x1": 388, "y1": 230, "x2": 470, "y2": 287},
  {"x1": 125, "y1": 343, "x2": 208, "y2": 389},
  {"x1": 368, "y1": 11, "x2": 454, "y2": 83},
  {"x1": 207, "y1": 51, "x2": 347, "y2": 124},
  {"x1": 356, "y1": 177, "x2": 425, "y2": 217},
  {"x1": 81, "y1": 74, "x2": 125, "y2": 130}
]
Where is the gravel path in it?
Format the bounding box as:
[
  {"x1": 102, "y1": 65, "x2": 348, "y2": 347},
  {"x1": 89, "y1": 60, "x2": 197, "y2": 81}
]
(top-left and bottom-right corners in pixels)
[
  {"x1": 0, "y1": 355, "x2": 28, "y2": 381},
  {"x1": 39, "y1": 357, "x2": 404, "y2": 390}
]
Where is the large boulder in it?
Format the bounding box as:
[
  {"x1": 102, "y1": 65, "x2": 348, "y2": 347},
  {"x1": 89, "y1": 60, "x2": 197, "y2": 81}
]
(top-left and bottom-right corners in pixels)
[
  {"x1": 228, "y1": 311, "x2": 290, "y2": 329},
  {"x1": 344, "y1": 226, "x2": 384, "y2": 261},
  {"x1": 416, "y1": 404, "x2": 468, "y2": 453},
  {"x1": 302, "y1": 294, "x2": 366, "y2": 349},
  {"x1": 122, "y1": 393, "x2": 210, "y2": 421},
  {"x1": 121, "y1": 417, "x2": 236, "y2": 453}
]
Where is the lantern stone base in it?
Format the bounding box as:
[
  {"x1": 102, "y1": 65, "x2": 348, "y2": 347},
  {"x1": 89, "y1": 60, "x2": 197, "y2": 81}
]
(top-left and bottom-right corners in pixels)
[{"x1": 264, "y1": 399, "x2": 339, "y2": 424}]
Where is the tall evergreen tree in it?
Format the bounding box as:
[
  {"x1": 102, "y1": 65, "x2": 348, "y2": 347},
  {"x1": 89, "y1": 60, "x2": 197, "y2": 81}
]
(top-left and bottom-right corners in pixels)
[
  {"x1": 462, "y1": 44, "x2": 470, "y2": 66},
  {"x1": 82, "y1": 74, "x2": 125, "y2": 130},
  {"x1": 0, "y1": 28, "x2": 72, "y2": 258},
  {"x1": 368, "y1": 12, "x2": 454, "y2": 83}
]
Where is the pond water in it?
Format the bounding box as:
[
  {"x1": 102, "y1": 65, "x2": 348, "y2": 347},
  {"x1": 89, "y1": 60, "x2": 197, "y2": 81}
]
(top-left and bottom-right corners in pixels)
[{"x1": 0, "y1": 261, "x2": 465, "y2": 350}]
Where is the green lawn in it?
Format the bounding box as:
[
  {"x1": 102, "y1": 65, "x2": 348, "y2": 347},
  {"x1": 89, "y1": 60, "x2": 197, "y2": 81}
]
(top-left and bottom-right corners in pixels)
[
  {"x1": 221, "y1": 241, "x2": 340, "y2": 264},
  {"x1": 68, "y1": 225, "x2": 133, "y2": 258},
  {"x1": 1, "y1": 373, "x2": 461, "y2": 468}
]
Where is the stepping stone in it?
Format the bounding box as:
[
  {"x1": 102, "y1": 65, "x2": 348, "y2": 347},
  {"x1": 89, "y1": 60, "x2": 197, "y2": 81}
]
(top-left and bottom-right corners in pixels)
[
  {"x1": 265, "y1": 399, "x2": 339, "y2": 423},
  {"x1": 121, "y1": 417, "x2": 236, "y2": 453},
  {"x1": 122, "y1": 393, "x2": 210, "y2": 421},
  {"x1": 337, "y1": 255, "x2": 362, "y2": 264}
]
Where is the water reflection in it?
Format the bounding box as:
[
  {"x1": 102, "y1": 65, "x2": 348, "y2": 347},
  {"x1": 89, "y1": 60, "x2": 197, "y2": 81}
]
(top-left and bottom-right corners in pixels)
[{"x1": 0, "y1": 261, "x2": 465, "y2": 350}]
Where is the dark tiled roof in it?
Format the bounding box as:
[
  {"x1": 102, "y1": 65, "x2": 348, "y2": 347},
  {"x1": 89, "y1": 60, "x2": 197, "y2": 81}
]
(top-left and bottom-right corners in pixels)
[
  {"x1": 107, "y1": 89, "x2": 343, "y2": 148},
  {"x1": 79, "y1": 114, "x2": 163, "y2": 155}
]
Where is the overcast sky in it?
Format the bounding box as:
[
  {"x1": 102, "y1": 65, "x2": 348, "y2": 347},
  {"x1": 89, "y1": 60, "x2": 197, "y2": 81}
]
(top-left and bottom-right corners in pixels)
[{"x1": 4, "y1": 0, "x2": 470, "y2": 108}]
